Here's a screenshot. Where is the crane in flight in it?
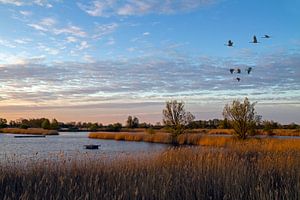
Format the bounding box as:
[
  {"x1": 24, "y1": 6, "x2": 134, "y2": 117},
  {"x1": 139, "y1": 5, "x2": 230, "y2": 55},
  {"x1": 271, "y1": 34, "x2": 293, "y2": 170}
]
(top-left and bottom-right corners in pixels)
[
  {"x1": 262, "y1": 35, "x2": 271, "y2": 38},
  {"x1": 225, "y1": 40, "x2": 234, "y2": 47},
  {"x1": 250, "y1": 35, "x2": 259, "y2": 43}
]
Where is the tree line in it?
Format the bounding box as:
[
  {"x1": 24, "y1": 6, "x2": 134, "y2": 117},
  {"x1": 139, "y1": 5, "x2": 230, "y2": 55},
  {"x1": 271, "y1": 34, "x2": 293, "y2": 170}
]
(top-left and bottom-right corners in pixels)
[{"x1": 0, "y1": 98, "x2": 299, "y2": 137}]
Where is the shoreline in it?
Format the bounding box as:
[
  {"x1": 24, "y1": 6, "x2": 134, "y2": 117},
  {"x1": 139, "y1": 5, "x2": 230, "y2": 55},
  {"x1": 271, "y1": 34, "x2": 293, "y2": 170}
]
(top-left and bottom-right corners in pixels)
[{"x1": 0, "y1": 128, "x2": 59, "y2": 135}]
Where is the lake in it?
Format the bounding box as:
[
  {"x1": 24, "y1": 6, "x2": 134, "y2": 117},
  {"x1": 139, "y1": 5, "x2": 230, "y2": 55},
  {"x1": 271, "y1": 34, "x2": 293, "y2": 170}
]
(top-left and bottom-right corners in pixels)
[{"x1": 0, "y1": 132, "x2": 168, "y2": 164}]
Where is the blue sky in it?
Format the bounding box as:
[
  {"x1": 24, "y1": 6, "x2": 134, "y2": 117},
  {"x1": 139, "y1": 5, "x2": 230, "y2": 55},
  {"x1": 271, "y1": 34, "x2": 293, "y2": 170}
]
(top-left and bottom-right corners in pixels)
[{"x1": 0, "y1": 0, "x2": 299, "y2": 124}]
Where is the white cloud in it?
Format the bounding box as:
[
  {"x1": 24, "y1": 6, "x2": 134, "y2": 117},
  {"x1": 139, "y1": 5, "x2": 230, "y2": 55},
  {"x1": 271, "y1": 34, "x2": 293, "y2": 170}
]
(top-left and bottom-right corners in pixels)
[
  {"x1": 0, "y1": 39, "x2": 16, "y2": 48},
  {"x1": 53, "y1": 25, "x2": 87, "y2": 37},
  {"x1": 40, "y1": 17, "x2": 56, "y2": 26},
  {"x1": 78, "y1": 0, "x2": 217, "y2": 17},
  {"x1": 19, "y1": 10, "x2": 32, "y2": 16},
  {"x1": 28, "y1": 18, "x2": 87, "y2": 37},
  {"x1": 0, "y1": 0, "x2": 22, "y2": 6},
  {"x1": 77, "y1": 0, "x2": 114, "y2": 17},
  {"x1": 66, "y1": 36, "x2": 78, "y2": 43},
  {"x1": 14, "y1": 38, "x2": 31, "y2": 44},
  {"x1": 0, "y1": 0, "x2": 53, "y2": 7},
  {"x1": 28, "y1": 23, "x2": 48, "y2": 31},
  {"x1": 77, "y1": 41, "x2": 90, "y2": 50},
  {"x1": 93, "y1": 23, "x2": 118, "y2": 39},
  {"x1": 143, "y1": 32, "x2": 150, "y2": 36}
]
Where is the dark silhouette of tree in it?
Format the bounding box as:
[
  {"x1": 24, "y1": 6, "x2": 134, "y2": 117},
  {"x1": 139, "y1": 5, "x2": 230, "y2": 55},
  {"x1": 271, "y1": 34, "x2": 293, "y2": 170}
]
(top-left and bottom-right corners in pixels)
[
  {"x1": 0, "y1": 118, "x2": 7, "y2": 128},
  {"x1": 126, "y1": 116, "x2": 139, "y2": 128},
  {"x1": 223, "y1": 97, "x2": 260, "y2": 139},
  {"x1": 163, "y1": 100, "x2": 195, "y2": 138}
]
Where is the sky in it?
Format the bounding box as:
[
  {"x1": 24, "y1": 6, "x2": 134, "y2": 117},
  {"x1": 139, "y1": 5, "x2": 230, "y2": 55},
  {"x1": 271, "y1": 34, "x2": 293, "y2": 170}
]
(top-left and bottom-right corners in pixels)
[{"x1": 0, "y1": 0, "x2": 299, "y2": 124}]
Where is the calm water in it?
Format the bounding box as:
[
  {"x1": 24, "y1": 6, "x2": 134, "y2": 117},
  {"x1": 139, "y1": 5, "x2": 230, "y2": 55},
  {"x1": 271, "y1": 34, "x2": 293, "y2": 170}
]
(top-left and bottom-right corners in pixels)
[{"x1": 0, "y1": 132, "x2": 168, "y2": 163}]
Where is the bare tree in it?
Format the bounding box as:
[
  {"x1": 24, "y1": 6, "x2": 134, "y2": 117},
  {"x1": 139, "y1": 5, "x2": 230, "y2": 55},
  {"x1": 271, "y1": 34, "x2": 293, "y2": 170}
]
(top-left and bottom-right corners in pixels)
[
  {"x1": 163, "y1": 100, "x2": 195, "y2": 137},
  {"x1": 126, "y1": 116, "x2": 139, "y2": 128},
  {"x1": 223, "y1": 97, "x2": 260, "y2": 139}
]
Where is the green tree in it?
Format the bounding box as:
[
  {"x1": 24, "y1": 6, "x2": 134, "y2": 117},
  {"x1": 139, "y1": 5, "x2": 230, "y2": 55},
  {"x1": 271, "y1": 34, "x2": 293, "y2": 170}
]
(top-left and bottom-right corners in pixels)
[
  {"x1": 163, "y1": 100, "x2": 195, "y2": 138},
  {"x1": 89, "y1": 123, "x2": 99, "y2": 131},
  {"x1": 41, "y1": 119, "x2": 51, "y2": 130},
  {"x1": 50, "y1": 118, "x2": 59, "y2": 130},
  {"x1": 223, "y1": 97, "x2": 260, "y2": 139}
]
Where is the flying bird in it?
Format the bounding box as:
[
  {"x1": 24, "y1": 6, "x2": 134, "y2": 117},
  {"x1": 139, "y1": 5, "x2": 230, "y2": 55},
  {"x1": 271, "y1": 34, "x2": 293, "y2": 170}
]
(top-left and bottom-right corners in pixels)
[
  {"x1": 250, "y1": 35, "x2": 259, "y2": 43},
  {"x1": 225, "y1": 40, "x2": 233, "y2": 47},
  {"x1": 230, "y1": 68, "x2": 234, "y2": 74},
  {"x1": 262, "y1": 35, "x2": 271, "y2": 38},
  {"x1": 246, "y1": 67, "x2": 252, "y2": 74}
]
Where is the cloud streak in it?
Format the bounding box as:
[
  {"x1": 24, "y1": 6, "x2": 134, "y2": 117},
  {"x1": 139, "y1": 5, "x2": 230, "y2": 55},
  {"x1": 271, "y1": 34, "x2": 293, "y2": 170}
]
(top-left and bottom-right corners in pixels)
[
  {"x1": 77, "y1": 0, "x2": 217, "y2": 17},
  {"x1": 0, "y1": 51, "x2": 299, "y2": 108}
]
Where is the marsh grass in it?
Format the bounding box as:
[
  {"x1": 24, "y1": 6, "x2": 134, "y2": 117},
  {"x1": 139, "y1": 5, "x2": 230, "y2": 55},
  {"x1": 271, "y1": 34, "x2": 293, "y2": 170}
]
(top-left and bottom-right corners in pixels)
[
  {"x1": 0, "y1": 128, "x2": 58, "y2": 135},
  {"x1": 1, "y1": 140, "x2": 299, "y2": 200}
]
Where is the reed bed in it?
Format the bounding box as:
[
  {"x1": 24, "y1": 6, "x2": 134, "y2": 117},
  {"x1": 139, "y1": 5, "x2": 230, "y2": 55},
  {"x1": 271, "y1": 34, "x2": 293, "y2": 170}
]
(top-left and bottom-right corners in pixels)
[
  {"x1": 0, "y1": 128, "x2": 59, "y2": 135},
  {"x1": 0, "y1": 141, "x2": 299, "y2": 200},
  {"x1": 89, "y1": 131, "x2": 300, "y2": 149},
  {"x1": 89, "y1": 132, "x2": 172, "y2": 144},
  {"x1": 186, "y1": 128, "x2": 300, "y2": 136}
]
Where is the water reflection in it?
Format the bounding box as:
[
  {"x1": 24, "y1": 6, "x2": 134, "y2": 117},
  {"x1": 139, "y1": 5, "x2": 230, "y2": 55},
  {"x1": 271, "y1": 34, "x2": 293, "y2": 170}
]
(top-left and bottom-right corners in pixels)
[{"x1": 0, "y1": 132, "x2": 168, "y2": 164}]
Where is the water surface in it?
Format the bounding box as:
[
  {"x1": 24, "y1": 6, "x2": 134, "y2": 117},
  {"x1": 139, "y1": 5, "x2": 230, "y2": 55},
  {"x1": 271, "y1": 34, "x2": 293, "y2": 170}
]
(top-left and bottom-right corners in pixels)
[{"x1": 0, "y1": 132, "x2": 168, "y2": 163}]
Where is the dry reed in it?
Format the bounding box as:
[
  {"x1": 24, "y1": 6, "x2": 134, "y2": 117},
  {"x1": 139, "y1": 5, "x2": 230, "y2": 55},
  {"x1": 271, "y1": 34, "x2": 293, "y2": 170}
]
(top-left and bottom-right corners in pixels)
[
  {"x1": 1, "y1": 140, "x2": 299, "y2": 200},
  {"x1": 0, "y1": 128, "x2": 59, "y2": 135}
]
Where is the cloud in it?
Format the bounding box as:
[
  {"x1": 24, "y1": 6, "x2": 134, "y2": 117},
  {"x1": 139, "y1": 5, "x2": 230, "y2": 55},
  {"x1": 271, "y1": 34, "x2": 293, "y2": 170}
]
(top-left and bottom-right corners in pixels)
[
  {"x1": 77, "y1": 41, "x2": 90, "y2": 50},
  {"x1": 0, "y1": 38, "x2": 17, "y2": 48},
  {"x1": 0, "y1": 0, "x2": 22, "y2": 6},
  {"x1": 93, "y1": 23, "x2": 118, "y2": 39},
  {"x1": 28, "y1": 18, "x2": 87, "y2": 37},
  {"x1": 66, "y1": 36, "x2": 78, "y2": 43},
  {"x1": 143, "y1": 32, "x2": 150, "y2": 36},
  {"x1": 0, "y1": 0, "x2": 53, "y2": 7},
  {"x1": 19, "y1": 10, "x2": 32, "y2": 16},
  {"x1": 77, "y1": 0, "x2": 217, "y2": 17},
  {"x1": 0, "y1": 50, "x2": 299, "y2": 110}
]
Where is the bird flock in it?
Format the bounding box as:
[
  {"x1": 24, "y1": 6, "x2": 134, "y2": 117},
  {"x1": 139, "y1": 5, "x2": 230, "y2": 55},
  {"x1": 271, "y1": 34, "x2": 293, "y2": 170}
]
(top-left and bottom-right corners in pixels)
[{"x1": 226, "y1": 35, "x2": 271, "y2": 82}]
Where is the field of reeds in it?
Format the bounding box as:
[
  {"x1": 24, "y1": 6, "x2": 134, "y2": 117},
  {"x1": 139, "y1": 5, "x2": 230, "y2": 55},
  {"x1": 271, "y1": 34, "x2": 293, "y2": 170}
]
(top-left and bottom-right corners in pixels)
[
  {"x1": 0, "y1": 128, "x2": 59, "y2": 135},
  {"x1": 187, "y1": 128, "x2": 300, "y2": 136},
  {"x1": 89, "y1": 130, "x2": 300, "y2": 147},
  {"x1": 0, "y1": 138, "x2": 299, "y2": 200}
]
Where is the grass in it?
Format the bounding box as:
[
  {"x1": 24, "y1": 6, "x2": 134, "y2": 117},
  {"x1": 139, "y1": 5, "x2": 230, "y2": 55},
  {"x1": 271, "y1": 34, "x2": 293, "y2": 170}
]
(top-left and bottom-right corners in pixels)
[
  {"x1": 0, "y1": 128, "x2": 59, "y2": 135},
  {"x1": 1, "y1": 139, "x2": 299, "y2": 199}
]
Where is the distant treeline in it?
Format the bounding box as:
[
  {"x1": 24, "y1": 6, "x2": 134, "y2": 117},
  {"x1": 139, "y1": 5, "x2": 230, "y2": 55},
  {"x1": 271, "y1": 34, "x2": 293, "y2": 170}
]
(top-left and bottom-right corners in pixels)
[{"x1": 0, "y1": 116, "x2": 299, "y2": 131}]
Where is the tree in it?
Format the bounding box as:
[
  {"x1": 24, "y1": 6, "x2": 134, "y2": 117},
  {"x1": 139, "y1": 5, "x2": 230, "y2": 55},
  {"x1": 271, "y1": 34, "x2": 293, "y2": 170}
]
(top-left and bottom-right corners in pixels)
[
  {"x1": 41, "y1": 119, "x2": 51, "y2": 130},
  {"x1": 89, "y1": 123, "x2": 99, "y2": 131},
  {"x1": 126, "y1": 116, "x2": 139, "y2": 128},
  {"x1": 163, "y1": 100, "x2": 195, "y2": 137},
  {"x1": 223, "y1": 97, "x2": 260, "y2": 139},
  {"x1": 50, "y1": 118, "x2": 59, "y2": 130},
  {"x1": 0, "y1": 118, "x2": 7, "y2": 128}
]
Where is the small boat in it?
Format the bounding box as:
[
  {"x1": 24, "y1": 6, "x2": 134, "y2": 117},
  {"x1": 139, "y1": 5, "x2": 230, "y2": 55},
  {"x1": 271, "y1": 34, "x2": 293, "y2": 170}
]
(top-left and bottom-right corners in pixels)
[
  {"x1": 14, "y1": 135, "x2": 46, "y2": 138},
  {"x1": 84, "y1": 144, "x2": 100, "y2": 150}
]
